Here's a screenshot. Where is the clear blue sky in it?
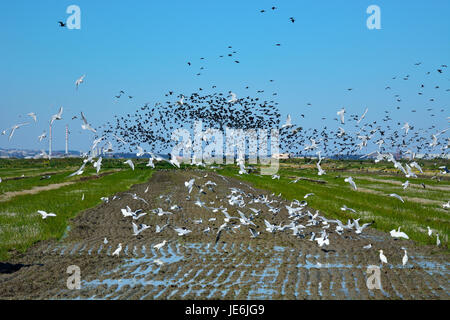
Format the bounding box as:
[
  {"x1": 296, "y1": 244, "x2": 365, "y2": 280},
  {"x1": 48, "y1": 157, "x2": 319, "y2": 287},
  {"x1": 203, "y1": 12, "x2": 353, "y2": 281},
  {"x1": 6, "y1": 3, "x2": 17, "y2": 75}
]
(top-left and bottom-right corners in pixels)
[{"x1": 0, "y1": 0, "x2": 449, "y2": 152}]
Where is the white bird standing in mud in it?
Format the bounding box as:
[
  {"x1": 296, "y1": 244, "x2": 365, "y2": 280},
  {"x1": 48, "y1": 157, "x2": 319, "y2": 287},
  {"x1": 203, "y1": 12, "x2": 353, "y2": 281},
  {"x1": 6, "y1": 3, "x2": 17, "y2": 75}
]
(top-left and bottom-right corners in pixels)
[
  {"x1": 379, "y1": 250, "x2": 388, "y2": 265},
  {"x1": 37, "y1": 210, "x2": 56, "y2": 219},
  {"x1": 153, "y1": 240, "x2": 167, "y2": 251},
  {"x1": 427, "y1": 226, "x2": 432, "y2": 236},
  {"x1": 112, "y1": 243, "x2": 122, "y2": 256},
  {"x1": 402, "y1": 248, "x2": 408, "y2": 266}
]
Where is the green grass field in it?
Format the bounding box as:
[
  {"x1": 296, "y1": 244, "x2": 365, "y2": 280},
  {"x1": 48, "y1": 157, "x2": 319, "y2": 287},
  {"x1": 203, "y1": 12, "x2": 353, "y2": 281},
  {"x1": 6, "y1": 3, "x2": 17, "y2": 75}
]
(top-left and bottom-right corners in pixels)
[
  {"x1": 0, "y1": 158, "x2": 157, "y2": 260},
  {"x1": 0, "y1": 157, "x2": 448, "y2": 260}
]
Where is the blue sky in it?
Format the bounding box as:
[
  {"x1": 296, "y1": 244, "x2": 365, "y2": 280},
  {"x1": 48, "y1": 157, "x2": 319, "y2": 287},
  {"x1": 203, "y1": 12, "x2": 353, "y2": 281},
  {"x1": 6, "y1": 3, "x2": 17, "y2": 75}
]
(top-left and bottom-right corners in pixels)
[{"x1": 0, "y1": 0, "x2": 449, "y2": 152}]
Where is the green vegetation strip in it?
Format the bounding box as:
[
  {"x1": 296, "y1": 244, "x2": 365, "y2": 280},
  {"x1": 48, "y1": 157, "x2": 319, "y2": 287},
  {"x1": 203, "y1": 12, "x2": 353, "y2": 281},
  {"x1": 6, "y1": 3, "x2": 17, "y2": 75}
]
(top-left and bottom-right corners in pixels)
[{"x1": 0, "y1": 168, "x2": 153, "y2": 260}]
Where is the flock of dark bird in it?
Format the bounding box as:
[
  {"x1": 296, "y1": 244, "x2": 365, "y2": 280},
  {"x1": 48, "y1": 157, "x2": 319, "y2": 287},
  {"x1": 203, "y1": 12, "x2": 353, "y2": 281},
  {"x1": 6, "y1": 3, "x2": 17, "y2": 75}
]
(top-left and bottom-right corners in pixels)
[
  {"x1": 101, "y1": 60, "x2": 448, "y2": 161},
  {"x1": 51, "y1": 6, "x2": 449, "y2": 159}
]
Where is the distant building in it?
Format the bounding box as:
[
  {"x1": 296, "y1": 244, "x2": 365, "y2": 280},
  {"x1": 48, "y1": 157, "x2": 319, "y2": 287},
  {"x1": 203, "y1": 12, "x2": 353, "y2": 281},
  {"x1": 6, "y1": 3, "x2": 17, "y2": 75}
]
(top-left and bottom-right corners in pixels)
[{"x1": 272, "y1": 153, "x2": 290, "y2": 160}]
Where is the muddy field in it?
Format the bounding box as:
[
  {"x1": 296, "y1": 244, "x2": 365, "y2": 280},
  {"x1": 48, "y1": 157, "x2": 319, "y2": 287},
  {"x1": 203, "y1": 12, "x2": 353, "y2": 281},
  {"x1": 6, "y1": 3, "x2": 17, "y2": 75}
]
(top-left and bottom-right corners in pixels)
[{"x1": 0, "y1": 169, "x2": 448, "y2": 299}]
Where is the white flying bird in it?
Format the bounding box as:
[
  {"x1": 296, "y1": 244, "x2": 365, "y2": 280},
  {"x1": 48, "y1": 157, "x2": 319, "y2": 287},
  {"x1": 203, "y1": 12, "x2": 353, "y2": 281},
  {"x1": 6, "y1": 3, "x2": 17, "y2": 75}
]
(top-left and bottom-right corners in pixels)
[
  {"x1": 50, "y1": 107, "x2": 63, "y2": 125},
  {"x1": 68, "y1": 163, "x2": 86, "y2": 177},
  {"x1": 337, "y1": 108, "x2": 345, "y2": 124},
  {"x1": 340, "y1": 205, "x2": 356, "y2": 213},
  {"x1": 136, "y1": 146, "x2": 146, "y2": 157},
  {"x1": 409, "y1": 161, "x2": 423, "y2": 173},
  {"x1": 177, "y1": 95, "x2": 185, "y2": 106},
  {"x1": 132, "y1": 222, "x2": 150, "y2": 236},
  {"x1": 169, "y1": 154, "x2": 180, "y2": 168},
  {"x1": 282, "y1": 114, "x2": 292, "y2": 128},
  {"x1": 8, "y1": 123, "x2": 29, "y2": 141},
  {"x1": 401, "y1": 122, "x2": 410, "y2": 135},
  {"x1": 173, "y1": 227, "x2": 192, "y2": 236},
  {"x1": 80, "y1": 112, "x2": 97, "y2": 133},
  {"x1": 344, "y1": 177, "x2": 357, "y2": 190},
  {"x1": 388, "y1": 193, "x2": 404, "y2": 203},
  {"x1": 146, "y1": 157, "x2": 155, "y2": 168},
  {"x1": 357, "y1": 108, "x2": 368, "y2": 124},
  {"x1": 37, "y1": 210, "x2": 56, "y2": 219},
  {"x1": 27, "y1": 112, "x2": 37, "y2": 122},
  {"x1": 93, "y1": 157, "x2": 102, "y2": 174},
  {"x1": 38, "y1": 131, "x2": 47, "y2": 142},
  {"x1": 124, "y1": 159, "x2": 135, "y2": 170},
  {"x1": 75, "y1": 74, "x2": 86, "y2": 89},
  {"x1": 228, "y1": 92, "x2": 237, "y2": 103},
  {"x1": 316, "y1": 161, "x2": 326, "y2": 176},
  {"x1": 185, "y1": 179, "x2": 195, "y2": 194}
]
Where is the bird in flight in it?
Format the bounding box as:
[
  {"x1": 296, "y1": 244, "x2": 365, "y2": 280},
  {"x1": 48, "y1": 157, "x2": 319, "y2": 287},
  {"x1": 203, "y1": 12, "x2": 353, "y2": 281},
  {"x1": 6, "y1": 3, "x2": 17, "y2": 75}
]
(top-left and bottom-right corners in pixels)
[
  {"x1": 80, "y1": 112, "x2": 97, "y2": 133},
  {"x1": 58, "y1": 21, "x2": 66, "y2": 27},
  {"x1": 50, "y1": 107, "x2": 63, "y2": 125},
  {"x1": 37, "y1": 210, "x2": 56, "y2": 219},
  {"x1": 8, "y1": 123, "x2": 29, "y2": 141},
  {"x1": 27, "y1": 112, "x2": 37, "y2": 122},
  {"x1": 75, "y1": 75, "x2": 85, "y2": 90}
]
